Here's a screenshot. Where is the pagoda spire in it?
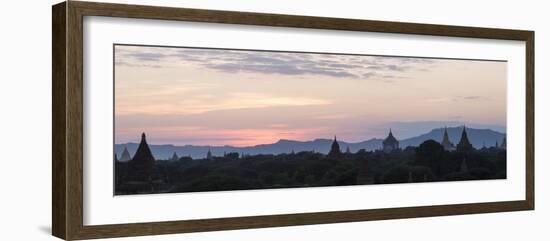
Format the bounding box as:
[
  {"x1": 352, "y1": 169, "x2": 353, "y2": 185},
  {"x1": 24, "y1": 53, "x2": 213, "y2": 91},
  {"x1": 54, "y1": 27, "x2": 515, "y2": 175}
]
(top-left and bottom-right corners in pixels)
[
  {"x1": 132, "y1": 133, "x2": 155, "y2": 162},
  {"x1": 441, "y1": 126, "x2": 455, "y2": 151},
  {"x1": 171, "y1": 151, "x2": 179, "y2": 161},
  {"x1": 456, "y1": 126, "x2": 473, "y2": 152},
  {"x1": 120, "y1": 146, "x2": 132, "y2": 161},
  {"x1": 328, "y1": 135, "x2": 342, "y2": 157},
  {"x1": 383, "y1": 128, "x2": 399, "y2": 153},
  {"x1": 128, "y1": 132, "x2": 155, "y2": 182}
]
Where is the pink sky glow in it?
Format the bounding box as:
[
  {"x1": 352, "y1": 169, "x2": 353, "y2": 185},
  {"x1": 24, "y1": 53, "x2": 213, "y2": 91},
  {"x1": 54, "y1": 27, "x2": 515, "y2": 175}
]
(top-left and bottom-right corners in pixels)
[{"x1": 115, "y1": 45, "x2": 507, "y2": 147}]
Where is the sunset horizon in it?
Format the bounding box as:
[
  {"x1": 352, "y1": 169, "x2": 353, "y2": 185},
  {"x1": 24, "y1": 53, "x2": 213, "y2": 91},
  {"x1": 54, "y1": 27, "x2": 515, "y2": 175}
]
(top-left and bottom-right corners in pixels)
[{"x1": 114, "y1": 123, "x2": 506, "y2": 148}]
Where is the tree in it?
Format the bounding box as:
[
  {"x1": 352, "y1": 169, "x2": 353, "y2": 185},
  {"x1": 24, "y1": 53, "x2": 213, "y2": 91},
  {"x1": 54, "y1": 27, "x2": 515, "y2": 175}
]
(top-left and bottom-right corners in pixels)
[{"x1": 414, "y1": 140, "x2": 446, "y2": 177}]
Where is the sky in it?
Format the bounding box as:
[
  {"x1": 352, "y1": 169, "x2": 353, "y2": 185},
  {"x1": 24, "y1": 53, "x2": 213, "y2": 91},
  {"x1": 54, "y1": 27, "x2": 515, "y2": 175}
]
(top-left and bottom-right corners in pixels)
[{"x1": 114, "y1": 45, "x2": 507, "y2": 147}]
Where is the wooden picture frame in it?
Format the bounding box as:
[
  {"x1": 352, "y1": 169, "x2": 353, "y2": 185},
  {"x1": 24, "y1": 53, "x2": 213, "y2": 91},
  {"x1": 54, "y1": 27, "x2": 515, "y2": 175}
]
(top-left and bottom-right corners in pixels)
[{"x1": 52, "y1": 1, "x2": 534, "y2": 240}]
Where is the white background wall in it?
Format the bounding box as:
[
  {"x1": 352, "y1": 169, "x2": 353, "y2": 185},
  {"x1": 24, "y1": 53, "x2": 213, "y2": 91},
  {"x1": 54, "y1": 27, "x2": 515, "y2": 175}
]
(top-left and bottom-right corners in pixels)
[{"x1": 0, "y1": 0, "x2": 547, "y2": 240}]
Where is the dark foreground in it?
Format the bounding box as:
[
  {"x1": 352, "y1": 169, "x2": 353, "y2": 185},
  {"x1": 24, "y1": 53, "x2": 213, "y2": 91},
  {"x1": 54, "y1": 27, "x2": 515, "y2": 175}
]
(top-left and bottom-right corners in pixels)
[{"x1": 115, "y1": 140, "x2": 506, "y2": 195}]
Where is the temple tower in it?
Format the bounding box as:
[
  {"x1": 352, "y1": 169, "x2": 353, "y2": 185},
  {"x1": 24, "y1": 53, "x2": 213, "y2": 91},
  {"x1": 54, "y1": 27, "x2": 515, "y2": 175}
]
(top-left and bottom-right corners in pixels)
[
  {"x1": 328, "y1": 136, "x2": 342, "y2": 157},
  {"x1": 170, "y1": 151, "x2": 179, "y2": 161},
  {"x1": 440, "y1": 127, "x2": 455, "y2": 151},
  {"x1": 383, "y1": 129, "x2": 399, "y2": 153},
  {"x1": 128, "y1": 133, "x2": 155, "y2": 182},
  {"x1": 456, "y1": 126, "x2": 473, "y2": 152},
  {"x1": 119, "y1": 146, "x2": 132, "y2": 162}
]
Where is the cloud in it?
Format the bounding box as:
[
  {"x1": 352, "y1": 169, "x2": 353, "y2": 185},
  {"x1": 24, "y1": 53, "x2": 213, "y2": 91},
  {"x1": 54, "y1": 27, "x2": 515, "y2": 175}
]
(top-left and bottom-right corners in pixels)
[
  {"x1": 128, "y1": 52, "x2": 167, "y2": 61},
  {"x1": 115, "y1": 61, "x2": 162, "y2": 68},
  {"x1": 366, "y1": 64, "x2": 409, "y2": 72},
  {"x1": 425, "y1": 95, "x2": 490, "y2": 104},
  {"x1": 208, "y1": 62, "x2": 359, "y2": 78},
  {"x1": 362, "y1": 72, "x2": 377, "y2": 79},
  {"x1": 463, "y1": 96, "x2": 485, "y2": 100},
  {"x1": 453, "y1": 95, "x2": 490, "y2": 101},
  {"x1": 115, "y1": 45, "x2": 436, "y2": 80},
  {"x1": 117, "y1": 92, "x2": 331, "y2": 115}
]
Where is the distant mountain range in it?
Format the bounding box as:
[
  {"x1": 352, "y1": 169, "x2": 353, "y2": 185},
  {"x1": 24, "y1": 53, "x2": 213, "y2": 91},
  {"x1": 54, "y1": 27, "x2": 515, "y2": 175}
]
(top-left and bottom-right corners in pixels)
[{"x1": 115, "y1": 126, "x2": 506, "y2": 160}]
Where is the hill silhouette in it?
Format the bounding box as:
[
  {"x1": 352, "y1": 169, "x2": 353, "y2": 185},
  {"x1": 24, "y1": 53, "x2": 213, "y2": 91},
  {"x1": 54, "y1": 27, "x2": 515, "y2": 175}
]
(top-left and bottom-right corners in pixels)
[{"x1": 115, "y1": 126, "x2": 505, "y2": 160}]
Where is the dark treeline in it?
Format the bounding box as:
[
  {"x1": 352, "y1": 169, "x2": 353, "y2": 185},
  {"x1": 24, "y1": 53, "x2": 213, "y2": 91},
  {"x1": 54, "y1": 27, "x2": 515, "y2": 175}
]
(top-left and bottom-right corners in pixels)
[{"x1": 115, "y1": 139, "x2": 506, "y2": 195}]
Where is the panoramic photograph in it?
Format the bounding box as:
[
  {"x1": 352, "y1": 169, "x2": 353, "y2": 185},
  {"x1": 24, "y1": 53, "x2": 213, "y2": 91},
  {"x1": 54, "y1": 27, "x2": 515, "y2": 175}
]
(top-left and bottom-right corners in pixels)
[{"x1": 113, "y1": 44, "x2": 507, "y2": 195}]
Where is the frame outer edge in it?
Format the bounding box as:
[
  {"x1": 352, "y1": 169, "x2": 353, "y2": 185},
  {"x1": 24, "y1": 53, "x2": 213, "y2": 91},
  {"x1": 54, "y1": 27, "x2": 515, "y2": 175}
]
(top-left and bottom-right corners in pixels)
[
  {"x1": 53, "y1": 1, "x2": 536, "y2": 240},
  {"x1": 52, "y1": 1, "x2": 68, "y2": 240},
  {"x1": 66, "y1": 0, "x2": 86, "y2": 240},
  {"x1": 525, "y1": 31, "x2": 535, "y2": 210}
]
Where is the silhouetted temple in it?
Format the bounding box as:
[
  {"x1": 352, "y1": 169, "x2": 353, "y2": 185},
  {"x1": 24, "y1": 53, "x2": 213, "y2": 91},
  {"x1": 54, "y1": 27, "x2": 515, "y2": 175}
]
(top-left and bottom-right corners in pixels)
[
  {"x1": 171, "y1": 152, "x2": 179, "y2": 161},
  {"x1": 119, "y1": 146, "x2": 131, "y2": 162},
  {"x1": 128, "y1": 133, "x2": 155, "y2": 182},
  {"x1": 383, "y1": 129, "x2": 399, "y2": 153},
  {"x1": 441, "y1": 127, "x2": 456, "y2": 151},
  {"x1": 328, "y1": 136, "x2": 342, "y2": 157},
  {"x1": 500, "y1": 137, "x2": 507, "y2": 149},
  {"x1": 456, "y1": 126, "x2": 473, "y2": 152}
]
